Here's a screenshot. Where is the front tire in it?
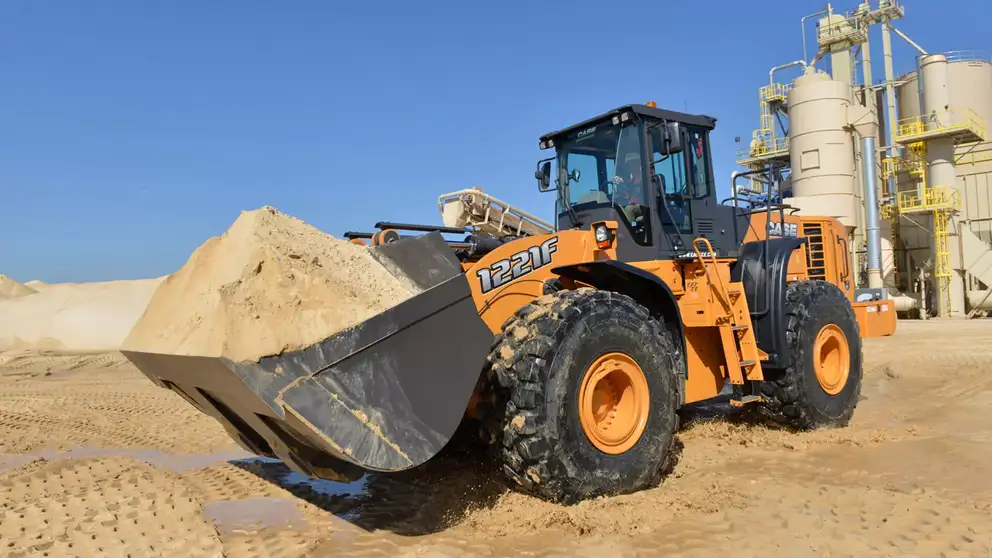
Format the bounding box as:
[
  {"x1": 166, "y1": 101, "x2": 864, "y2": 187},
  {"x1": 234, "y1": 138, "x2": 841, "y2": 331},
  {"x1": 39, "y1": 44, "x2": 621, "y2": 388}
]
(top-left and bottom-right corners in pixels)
[
  {"x1": 487, "y1": 288, "x2": 680, "y2": 504},
  {"x1": 756, "y1": 280, "x2": 863, "y2": 429}
]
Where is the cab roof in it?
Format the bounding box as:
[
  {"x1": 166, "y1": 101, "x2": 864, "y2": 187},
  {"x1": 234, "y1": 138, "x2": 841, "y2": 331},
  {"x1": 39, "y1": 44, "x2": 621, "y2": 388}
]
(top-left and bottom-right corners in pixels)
[{"x1": 539, "y1": 104, "x2": 717, "y2": 144}]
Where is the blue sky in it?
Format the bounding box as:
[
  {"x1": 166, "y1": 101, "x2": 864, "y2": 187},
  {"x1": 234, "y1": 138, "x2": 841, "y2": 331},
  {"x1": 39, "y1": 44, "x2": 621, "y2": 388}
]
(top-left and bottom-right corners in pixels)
[{"x1": 2, "y1": 0, "x2": 989, "y2": 282}]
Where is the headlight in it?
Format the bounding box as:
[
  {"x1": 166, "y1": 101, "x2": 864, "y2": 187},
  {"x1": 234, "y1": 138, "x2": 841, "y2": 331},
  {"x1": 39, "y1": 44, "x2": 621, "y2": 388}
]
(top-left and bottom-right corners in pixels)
[{"x1": 595, "y1": 225, "x2": 610, "y2": 243}]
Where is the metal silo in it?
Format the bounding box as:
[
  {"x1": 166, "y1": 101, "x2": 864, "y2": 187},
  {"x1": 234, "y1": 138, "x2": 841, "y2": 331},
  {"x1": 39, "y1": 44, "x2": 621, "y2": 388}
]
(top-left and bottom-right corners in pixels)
[
  {"x1": 946, "y1": 53, "x2": 992, "y2": 230},
  {"x1": 946, "y1": 52, "x2": 992, "y2": 130},
  {"x1": 787, "y1": 69, "x2": 859, "y2": 230},
  {"x1": 896, "y1": 72, "x2": 921, "y2": 127}
]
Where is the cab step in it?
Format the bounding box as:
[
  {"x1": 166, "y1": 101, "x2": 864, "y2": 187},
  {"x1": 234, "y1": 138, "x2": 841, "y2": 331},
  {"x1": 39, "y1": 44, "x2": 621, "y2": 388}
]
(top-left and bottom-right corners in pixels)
[{"x1": 729, "y1": 395, "x2": 764, "y2": 407}]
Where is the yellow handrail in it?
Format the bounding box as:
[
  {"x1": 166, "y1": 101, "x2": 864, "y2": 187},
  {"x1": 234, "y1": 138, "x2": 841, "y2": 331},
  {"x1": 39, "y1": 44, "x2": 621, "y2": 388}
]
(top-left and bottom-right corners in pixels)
[
  {"x1": 737, "y1": 82, "x2": 791, "y2": 165},
  {"x1": 891, "y1": 186, "x2": 956, "y2": 316},
  {"x1": 759, "y1": 83, "x2": 791, "y2": 103},
  {"x1": 882, "y1": 141, "x2": 927, "y2": 181},
  {"x1": 895, "y1": 107, "x2": 987, "y2": 143},
  {"x1": 896, "y1": 185, "x2": 958, "y2": 213},
  {"x1": 817, "y1": 15, "x2": 868, "y2": 46},
  {"x1": 737, "y1": 136, "x2": 789, "y2": 161}
]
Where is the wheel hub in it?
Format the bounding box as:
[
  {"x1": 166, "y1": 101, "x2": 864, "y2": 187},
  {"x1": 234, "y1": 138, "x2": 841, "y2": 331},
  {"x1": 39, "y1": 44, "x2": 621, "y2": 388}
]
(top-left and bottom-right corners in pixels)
[
  {"x1": 813, "y1": 324, "x2": 850, "y2": 395},
  {"x1": 578, "y1": 352, "x2": 650, "y2": 454}
]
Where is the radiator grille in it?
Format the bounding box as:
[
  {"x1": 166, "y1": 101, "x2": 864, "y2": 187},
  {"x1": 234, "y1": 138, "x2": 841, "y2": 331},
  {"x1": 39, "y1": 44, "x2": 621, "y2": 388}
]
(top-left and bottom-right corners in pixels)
[{"x1": 802, "y1": 223, "x2": 826, "y2": 280}]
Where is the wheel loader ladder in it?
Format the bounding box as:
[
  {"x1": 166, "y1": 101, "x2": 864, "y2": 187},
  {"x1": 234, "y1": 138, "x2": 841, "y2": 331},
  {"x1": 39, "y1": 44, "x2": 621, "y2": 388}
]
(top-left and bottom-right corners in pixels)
[{"x1": 692, "y1": 238, "x2": 764, "y2": 388}]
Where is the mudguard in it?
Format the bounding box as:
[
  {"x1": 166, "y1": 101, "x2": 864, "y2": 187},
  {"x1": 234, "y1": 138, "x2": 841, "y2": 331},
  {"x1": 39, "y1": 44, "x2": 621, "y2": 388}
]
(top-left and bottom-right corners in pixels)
[
  {"x1": 730, "y1": 237, "x2": 806, "y2": 369},
  {"x1": 122, "y1": 233, "x2": 494, "y2": 480}
]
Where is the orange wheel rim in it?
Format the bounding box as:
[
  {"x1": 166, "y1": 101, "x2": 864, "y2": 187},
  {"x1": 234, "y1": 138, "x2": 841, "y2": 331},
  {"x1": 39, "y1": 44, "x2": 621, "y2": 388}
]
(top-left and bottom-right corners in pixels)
[
  {"x1": 578, "y1": 352, "x2": 650, "y2": 454},
  {"x1": 813, "y1": 324, "x2": 850, "y2": 395}
]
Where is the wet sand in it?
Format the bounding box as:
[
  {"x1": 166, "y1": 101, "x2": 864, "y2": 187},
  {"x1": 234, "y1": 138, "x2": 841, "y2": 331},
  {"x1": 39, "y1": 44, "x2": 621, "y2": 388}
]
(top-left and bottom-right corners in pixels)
[{"x1": 1, "y1": 320, "x2": 991, "y2": 556}]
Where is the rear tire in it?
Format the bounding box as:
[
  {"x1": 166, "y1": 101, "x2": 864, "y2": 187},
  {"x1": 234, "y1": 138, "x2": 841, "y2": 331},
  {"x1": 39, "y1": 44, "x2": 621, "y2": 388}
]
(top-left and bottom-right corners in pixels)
[
  {"x1": 755, "y1": 280, "x2": 862, "y2": 429},
  {"x1": 486, "y1": 288, "x2": 680, "y2": 504}
]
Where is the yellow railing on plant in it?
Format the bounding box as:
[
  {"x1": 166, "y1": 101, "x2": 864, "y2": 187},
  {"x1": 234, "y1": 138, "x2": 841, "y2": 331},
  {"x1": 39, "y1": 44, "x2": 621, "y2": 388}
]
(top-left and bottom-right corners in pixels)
[
  {"x1": 895, "y1": 107, "x2": 987, "y2": 143},
  {"x1": 956, "y1": 148, "x2": 992, "y2": 166},
  {"x1": 737, "y1": 82, "x2": 792, "y2": 167},
  {"x1": 896, "y1": 185, "x2": 957, "y2": 213},
  {"x1": 881, "y1": 144, "x2": 927, "y2": 181},
  {"x1": 881, "y1": 157, "x2": 897, "y2": 180},
  {"x1": 892, "y1": 186, "x2": 957, "y2": 316},
  {"x1": 880, "y1": 203, "x2": 896, "y2": 220},
  {"x1": 736, "y1": 136, "x2": 789, "y2": 163},
  {"x1": 759, "y1": 83, "x2": 791, "y2": 103},
  {"x1": 816, "y1": 16, "x2": 868, "y2": 47},
  {"x1": 934, "y1": 207, "x2": 952, "y2": 315}
]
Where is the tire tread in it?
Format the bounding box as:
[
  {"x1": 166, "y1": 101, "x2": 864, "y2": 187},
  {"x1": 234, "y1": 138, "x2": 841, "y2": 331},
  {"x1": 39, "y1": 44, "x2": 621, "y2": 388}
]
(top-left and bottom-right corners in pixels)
[
  {"x1": 486, "y1": 288, "x2": 679, "y2": 503},
  {"x1": 756, "y1": 280, "x2": 863, "y2": 429}
]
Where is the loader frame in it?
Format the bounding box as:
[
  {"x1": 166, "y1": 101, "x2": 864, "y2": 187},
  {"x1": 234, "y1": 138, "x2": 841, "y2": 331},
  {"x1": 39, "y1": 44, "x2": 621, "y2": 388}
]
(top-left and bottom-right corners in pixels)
[{"x1": 121, "y1": 101, "x2": 894, "y2": 505}]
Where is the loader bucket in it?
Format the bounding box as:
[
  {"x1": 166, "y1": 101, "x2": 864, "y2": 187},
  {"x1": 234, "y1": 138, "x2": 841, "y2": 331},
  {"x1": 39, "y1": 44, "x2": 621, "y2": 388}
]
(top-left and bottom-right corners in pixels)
[{"x1": 121, "y1": 233, "x2": 494, "y2": 481}]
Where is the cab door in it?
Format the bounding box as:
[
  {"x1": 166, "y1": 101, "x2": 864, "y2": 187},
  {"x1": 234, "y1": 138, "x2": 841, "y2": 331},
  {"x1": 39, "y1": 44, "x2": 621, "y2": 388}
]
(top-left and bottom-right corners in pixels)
[
  {"x1": 648, "y1": 125, "x2": 693, "y2": 257},
  {"x1": 650, "y1": 124, "x2": 736, "y2": 258},
  {"x1": 684, "y1": 127, "x2": 736, "y2": 257}
]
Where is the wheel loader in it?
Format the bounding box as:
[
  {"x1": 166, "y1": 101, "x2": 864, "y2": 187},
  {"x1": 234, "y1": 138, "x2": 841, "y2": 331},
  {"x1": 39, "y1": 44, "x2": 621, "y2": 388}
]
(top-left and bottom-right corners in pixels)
[{"x1": 122, "y1": 103, "x2": 896, "y2": 504}]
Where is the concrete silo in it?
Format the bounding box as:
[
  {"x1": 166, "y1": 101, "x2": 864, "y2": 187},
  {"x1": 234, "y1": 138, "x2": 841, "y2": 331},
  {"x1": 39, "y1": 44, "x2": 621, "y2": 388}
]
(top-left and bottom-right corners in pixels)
[
  {"x1": 785, "y1": 69, "x2": 859, "y2": 231},
  {"x1": 784, "y1": 67, "x2": 878, "y2": 283}
]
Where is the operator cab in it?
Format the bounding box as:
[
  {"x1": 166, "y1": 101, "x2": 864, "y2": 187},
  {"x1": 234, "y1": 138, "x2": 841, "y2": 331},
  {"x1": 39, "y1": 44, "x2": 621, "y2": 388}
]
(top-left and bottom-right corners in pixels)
[{"x1": 536, "y1": 104, "x2": 745, "y2": 261}]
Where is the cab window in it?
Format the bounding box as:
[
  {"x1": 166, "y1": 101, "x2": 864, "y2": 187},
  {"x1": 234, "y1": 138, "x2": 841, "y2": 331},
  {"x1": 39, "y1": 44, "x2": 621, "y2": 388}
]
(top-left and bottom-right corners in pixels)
[
  {"x1": 649, "y1": 126, "x2": 692, "y2": 235},
  {"x1": 687, "y1": 127, "x2": 710, "y2": 199},
  {"x1": 651, "y1": 134, "x2": 686, "y2": 197}
]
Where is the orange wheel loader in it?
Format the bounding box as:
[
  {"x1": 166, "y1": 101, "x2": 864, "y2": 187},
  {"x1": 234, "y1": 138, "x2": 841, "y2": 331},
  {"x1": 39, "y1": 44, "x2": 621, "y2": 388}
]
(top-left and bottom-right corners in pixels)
[{"x1": 123, "y1": 104, "x2": 896, "y2": 504}]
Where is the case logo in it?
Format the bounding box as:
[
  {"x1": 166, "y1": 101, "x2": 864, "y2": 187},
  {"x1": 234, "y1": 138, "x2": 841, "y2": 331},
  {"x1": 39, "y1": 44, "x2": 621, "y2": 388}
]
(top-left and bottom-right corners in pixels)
[
  {"x1": 768, "y1": 221, "x2": 798, "y2": 237},
  {"x1": 477, "y1": 237, "x2": 559, "y2": 294},
  {"x1": 676, "y1": 250, "x2": 713, "y2": 259}
]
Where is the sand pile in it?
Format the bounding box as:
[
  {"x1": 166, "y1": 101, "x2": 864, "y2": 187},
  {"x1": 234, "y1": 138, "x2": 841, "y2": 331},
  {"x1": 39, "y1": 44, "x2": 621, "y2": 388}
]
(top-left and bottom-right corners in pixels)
[
  {"x1": 23, "y1": 280, "x2": 47, "y2": 291},
  {"x1": 0, "y1": 274, "x2": 36, "y2": 299},
  {"x1": 0, "y1": 277, "x2": 164, "y2": 352},
  {"x1": 123, "y1": 206, "x2": 418, "y2": 362}
]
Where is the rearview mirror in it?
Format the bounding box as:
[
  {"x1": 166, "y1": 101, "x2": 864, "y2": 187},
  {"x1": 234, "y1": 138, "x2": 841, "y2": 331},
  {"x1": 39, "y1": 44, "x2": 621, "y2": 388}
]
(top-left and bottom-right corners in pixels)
[
  {"x1": 663, "y1": 122, "x2": 683, "y2": 155},
  {"x1": 536, "y1": 160, "x2": 553, "y2": 191}
]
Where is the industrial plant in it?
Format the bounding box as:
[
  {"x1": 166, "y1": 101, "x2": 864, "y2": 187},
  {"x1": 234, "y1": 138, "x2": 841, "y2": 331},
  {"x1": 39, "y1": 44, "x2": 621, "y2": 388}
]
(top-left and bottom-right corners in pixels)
[{"x1": 736, "y1": 0, "x2": 992, "y2": 319}]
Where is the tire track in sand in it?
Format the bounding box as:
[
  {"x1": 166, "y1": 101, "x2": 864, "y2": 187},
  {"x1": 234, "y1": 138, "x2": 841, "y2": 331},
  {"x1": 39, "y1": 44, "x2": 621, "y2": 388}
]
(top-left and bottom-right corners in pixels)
[
  {"x1": 644, "y1": 481, "x2": 991, "y2": 557},
  {"x1": 0, "y1": 361, "x2": 236, "y2": 454},
  {"x1": 0, "y1": 457, "x2": 224, "y2": 557}
]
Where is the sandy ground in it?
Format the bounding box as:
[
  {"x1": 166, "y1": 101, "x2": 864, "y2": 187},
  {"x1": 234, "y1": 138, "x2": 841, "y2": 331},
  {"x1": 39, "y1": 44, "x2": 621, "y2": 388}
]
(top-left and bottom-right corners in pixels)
[{"x1": 1, "y1": 319, "x2": 991, "y2": 557}]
